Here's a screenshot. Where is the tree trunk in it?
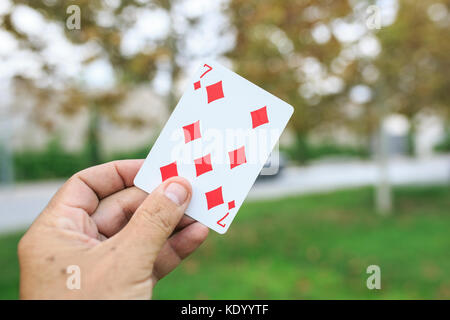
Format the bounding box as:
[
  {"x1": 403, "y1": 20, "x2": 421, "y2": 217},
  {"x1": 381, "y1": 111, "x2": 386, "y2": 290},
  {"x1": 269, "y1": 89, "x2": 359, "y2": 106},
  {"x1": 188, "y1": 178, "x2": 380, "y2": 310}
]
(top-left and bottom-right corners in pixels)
[
  {"x1": 407, "y1": 117, "x2": 416, "y2": 156},
  {"x1": 0, "y1": 99, "x2": 14, "y2": 184},
  {"x1": 375, "y1": 118, "x2": 392, "y2": 215},
  {"x1": 0, "y1": 142, "x2": 14, "y2": 184},
  {"x1": 86, "y1": 102, "x2": 101, "y2": 166},
  {"x1": 295, "y1": 131, "x2": 309, "y2": 164},
  {"x1": 166, "y1": 18, "x2": 178, "y2": 112}
]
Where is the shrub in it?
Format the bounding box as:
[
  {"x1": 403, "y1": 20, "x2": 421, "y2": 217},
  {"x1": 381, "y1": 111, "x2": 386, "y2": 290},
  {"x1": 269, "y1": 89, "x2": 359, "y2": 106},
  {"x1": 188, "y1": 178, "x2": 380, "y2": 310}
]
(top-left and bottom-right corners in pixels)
[{"x1": 13, "y1": 139, "x2": 154, "y2": 181}]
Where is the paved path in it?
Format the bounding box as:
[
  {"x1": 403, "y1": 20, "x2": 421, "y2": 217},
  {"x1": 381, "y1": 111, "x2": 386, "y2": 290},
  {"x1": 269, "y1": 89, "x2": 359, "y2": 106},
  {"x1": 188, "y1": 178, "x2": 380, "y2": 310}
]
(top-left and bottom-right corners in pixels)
[
  {"x1": 250, "y1": 155, "x2": 450, "y2": 200},
  {"x1": 1, "y1": 155, "x2": 449, "y2": 233}
]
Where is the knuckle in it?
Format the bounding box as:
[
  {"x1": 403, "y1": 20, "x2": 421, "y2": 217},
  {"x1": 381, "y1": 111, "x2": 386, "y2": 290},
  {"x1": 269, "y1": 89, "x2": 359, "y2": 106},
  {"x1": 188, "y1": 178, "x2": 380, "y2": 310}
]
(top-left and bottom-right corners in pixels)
[
  {"x1": 66, "y1": 174, "x2": 81, "y2": 189},
  {"x1": 70, "y1": 171, "x2": 82, "y2": 181},
  {"x1": 115, "y1": 197, "x2": 133, "y2": 222}
]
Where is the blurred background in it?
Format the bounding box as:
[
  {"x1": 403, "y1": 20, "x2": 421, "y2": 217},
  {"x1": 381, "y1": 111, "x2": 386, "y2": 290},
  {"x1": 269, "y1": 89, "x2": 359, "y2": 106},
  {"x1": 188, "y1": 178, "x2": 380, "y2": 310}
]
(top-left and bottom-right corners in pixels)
[{"x1": 0, "y1": 0, "x2": 449, "y2": 299}]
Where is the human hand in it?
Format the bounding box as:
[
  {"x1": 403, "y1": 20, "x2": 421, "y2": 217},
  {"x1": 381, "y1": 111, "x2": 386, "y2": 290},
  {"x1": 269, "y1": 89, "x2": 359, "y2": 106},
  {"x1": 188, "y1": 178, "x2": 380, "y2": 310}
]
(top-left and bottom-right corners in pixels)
[{"x1": 18, "y1": 160, "x2": 209, "y2": 299}]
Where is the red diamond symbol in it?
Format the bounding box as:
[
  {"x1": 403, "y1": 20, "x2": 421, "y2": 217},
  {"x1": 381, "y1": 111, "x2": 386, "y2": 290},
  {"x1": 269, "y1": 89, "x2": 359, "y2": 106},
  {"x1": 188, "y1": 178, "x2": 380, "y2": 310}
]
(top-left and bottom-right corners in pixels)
[
  {"x1": 160, "y1": 161, "x2": 178, "y2": 182},
  {"x1": 194, "y1": 153, "x2": 213, "y2": 177},
  {"x1": 183, "y1": 120, "x2": 201, "y2": 143},
  {"x1": 205, "y1": 186, "x2": 224, "y2": 210},
  {"x1": 194, "y1": 81, "x2": 201, "y2": 90},
  {"x1": 206, "y1": 81, "x2": 224, "y2": 104},
  {"x1": 228, "y1": 146, "x2": 247, "y2": 169},
  {"x1": 251, "y1": 106, "x2": 269, "y2": 129},
  {"x1": 228, "y1": 200, "x2": 235, "y2": 210}
]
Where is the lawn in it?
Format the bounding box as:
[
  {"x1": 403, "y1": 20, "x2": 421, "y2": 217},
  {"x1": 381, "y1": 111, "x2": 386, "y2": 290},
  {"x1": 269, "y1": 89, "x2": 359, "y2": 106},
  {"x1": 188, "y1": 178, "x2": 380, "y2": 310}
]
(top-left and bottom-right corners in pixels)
[{"x1": 1, "y1": 185, "x2": 449, "y2": 299}]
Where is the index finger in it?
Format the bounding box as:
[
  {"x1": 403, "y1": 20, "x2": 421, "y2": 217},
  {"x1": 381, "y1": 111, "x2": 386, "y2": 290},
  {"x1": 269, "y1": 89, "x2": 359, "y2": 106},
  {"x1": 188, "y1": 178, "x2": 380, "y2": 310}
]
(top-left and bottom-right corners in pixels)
[{"x1": 50, "y1": 159, "x2": 144, "y2": 215}]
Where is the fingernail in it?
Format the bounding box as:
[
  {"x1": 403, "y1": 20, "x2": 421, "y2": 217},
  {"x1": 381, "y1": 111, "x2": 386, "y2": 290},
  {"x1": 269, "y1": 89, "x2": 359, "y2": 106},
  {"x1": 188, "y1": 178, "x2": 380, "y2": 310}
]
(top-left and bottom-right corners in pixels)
[{"x1": 164, "y1": 182, "x2": 188, "y2": 206}]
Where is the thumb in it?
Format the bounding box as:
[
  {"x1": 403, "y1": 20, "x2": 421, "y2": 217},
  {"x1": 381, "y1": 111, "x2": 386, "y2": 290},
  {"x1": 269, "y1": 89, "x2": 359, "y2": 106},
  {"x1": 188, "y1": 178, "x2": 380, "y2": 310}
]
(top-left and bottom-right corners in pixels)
[{"x1": 112, "y1": 177, "x2": 192, "y2": 264}]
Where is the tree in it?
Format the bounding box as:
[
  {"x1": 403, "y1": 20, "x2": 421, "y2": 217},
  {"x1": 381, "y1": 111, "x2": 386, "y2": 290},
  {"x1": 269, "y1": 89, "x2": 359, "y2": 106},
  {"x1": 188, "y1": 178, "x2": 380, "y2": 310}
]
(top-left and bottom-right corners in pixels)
[
  {"x1": 368, "y1": 0, "x2": 450, "y2": 213},
  {"x1": 374, "y1": 0, "x2": 449, "y2": 122},
  {"x1": 227, "y1": 0, "x2": 358, "y2": 162},
  {"x1": 227, "y1": 0, "x2": 450, "y2": 213},
  {"x1": 2, "y1": 1, "x2": 158, "y2": 163},
  {"x1": 2, "y1": 0, "x2": 231, "y2": 164}
]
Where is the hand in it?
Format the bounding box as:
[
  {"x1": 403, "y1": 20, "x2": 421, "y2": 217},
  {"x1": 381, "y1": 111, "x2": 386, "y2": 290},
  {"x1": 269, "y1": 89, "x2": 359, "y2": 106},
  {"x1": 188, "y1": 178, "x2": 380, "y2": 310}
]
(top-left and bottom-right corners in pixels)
[{"x1": 18, "y1": 160, "x2": 209, "y2": 299}]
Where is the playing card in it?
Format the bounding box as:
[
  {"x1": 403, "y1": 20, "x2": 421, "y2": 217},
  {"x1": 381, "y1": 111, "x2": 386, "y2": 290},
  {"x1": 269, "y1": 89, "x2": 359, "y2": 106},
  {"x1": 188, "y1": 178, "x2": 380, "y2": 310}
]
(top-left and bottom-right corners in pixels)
[{"x1": 134, "y1": 61, "x2": 293, "y2": 234}]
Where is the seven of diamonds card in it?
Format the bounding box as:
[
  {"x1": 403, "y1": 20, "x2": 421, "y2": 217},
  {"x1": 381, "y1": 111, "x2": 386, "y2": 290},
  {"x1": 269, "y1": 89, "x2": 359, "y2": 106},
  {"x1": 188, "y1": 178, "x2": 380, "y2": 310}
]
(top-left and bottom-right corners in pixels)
[{"x1": 134, "y1": 61, "x2": 293, "y2": 234}]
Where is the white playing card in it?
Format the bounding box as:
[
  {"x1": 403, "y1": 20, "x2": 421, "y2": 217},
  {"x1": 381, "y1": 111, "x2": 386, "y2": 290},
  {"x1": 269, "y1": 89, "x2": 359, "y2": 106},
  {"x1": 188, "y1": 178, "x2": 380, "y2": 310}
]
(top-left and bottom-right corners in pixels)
[{"x1": 134, "y1": 60, "x2": 293, "y2": 234}]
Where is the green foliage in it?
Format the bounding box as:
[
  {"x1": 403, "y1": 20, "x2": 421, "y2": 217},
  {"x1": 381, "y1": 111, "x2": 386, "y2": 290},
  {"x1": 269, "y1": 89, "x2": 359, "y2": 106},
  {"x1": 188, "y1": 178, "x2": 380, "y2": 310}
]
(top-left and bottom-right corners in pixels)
[
  {"x1": 227, "y1": 0, "x2": 354, "y2": 135},
  {"x1": 104, "y1": 145, "x2": 154, "y2": 163},
  {"x1": 228, "y1": 0, "x2": 450, "y2": 141},
  {"x1": 306, "y1": 143, "x2": 369, "y2": 161},
  {"x1": 13, "y1": 139, "x2": 154, "y2": 181},
  {"x1": 1, "y1": 185, "x2": 449, "y2": 299},
  {"x1": 0, "y1": 230, "x2": 23, "y2": 299},
  {"x1": 283, "y1": 135, "x2": 369, "y2": 164},
  {"x1": 435, "y1": 129, "x2": 450, "y2": 153},
  {"x1": 13, "y1": 139, "x2": 91, "y2": 181}
]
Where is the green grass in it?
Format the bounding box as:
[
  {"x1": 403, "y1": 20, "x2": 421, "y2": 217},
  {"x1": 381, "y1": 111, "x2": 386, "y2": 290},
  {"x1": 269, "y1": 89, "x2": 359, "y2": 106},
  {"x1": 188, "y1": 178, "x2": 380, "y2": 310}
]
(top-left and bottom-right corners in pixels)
[
  {"x1": 0, "y1": 230, "x2": 23, "y2": 300},
  {"x1": 1, "y1": 185, "x2": 449, "y2": 299}
]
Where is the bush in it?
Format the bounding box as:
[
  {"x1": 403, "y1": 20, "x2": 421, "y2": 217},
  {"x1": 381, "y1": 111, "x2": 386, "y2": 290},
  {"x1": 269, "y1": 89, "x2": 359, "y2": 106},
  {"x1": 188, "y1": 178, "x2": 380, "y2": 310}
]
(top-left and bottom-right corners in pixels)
[
  {"x1": 104, "y1": 145, "x2": 153, "y2": 163},
  {"x1": 13, "y1": 139, "x2": 91, "y2": 181},
  {"x1": 13, "y1": 139, "x2": 153, "y2": 181},
  {"x1": 283, "y1": 134, "x2": 369, "y2": 164},
  {"x1": 434, "y1": 129, "x2": 450, "y2": 153},
  {"x1": 306, "y1": 143, "x2": 369, "y2": 160}
]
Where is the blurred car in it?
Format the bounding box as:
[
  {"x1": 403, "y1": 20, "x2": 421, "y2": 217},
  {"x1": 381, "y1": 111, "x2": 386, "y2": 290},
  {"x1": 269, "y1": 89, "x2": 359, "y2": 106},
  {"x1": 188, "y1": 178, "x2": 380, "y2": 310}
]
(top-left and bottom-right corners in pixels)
[{"x1": 257, "y1": 150, "x2": 287, "y2": 180}]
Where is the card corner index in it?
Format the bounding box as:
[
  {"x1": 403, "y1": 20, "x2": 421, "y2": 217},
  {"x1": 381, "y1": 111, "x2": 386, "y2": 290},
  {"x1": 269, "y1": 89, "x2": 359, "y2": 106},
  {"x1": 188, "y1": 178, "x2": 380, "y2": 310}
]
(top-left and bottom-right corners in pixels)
[{"x1": 202, "y1": 58, "x2": 218, "y2": 68}]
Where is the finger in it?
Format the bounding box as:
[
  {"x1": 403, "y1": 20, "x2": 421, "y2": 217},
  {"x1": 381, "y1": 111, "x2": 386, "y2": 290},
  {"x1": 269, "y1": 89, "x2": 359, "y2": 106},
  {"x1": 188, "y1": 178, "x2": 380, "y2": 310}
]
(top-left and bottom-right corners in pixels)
[
  {"x1": 111, "y1": 177, "x2": 192, "y2": 265},
  {"x1": 91, "y1": 187, "x2": 148, "y2": 237},
  {"x1": 153, "y1": 222, "x2": 209, "y2": 281},
  {"x1": 49, "y1": 160, "x2": 144, "y2": 215},
  {"x1": 92, "y1": 187, "x2": 196, "y2": 238}
]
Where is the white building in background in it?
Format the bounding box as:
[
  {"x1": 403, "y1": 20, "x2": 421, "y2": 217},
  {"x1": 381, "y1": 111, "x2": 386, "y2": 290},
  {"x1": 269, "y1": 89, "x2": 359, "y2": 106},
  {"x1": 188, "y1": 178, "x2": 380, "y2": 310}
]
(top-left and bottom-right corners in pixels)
[
  {"x1": 99, "y1": 86, "x2": 169, "y2": 154},
  {"x1": 9, "y1": 85, "x2": 168, "y2": 155},
  {"x1": 382, "y1": 113, "x2": 446, "y2": 158},
  {"x1": 414, "y1": 113, "x2": 446, "y2": 158}
]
